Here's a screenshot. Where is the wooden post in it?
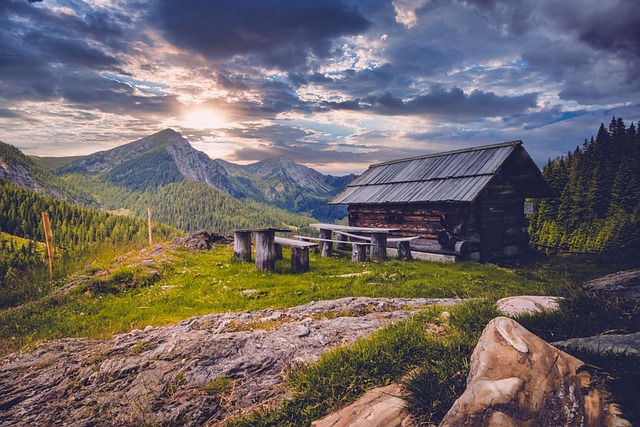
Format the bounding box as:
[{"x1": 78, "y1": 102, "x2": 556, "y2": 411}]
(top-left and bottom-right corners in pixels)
[
  {"x1": 397, "y1": 240, "x2": 412, "y2": 260},
  {"x1": 274, "y1": 243, "x2": 283, "y2": 260},
  {"x1": 147, "y1": 207, "x2": 153, "y2": 247},
  {"x1": 291, "y1": 247, "x2": 310, "y2": 273},
  {"x1": 255, "y1": 231, "x2": 275, "y2": 271},
  {"x1": 370, "y1": 233, "x2": 387, "y2": 261},
  {"x1": 319, "y1": 228, "x2": 333, "y2": 257},
  {"x1": 41, "y1": 212, "x2": 54, "y2": 278},
  {"x1": 352, "y1": 243, "x2": 367, "y2": 263},
  {"x1": 234, "y1": 231, "x2": 252, "y2": 262},
  {"x1": 336, "y1": 233, "x2": 348, "y2": 250}
]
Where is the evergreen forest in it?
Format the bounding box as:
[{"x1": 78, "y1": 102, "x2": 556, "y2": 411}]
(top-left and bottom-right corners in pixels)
[{"x1": 530, "y1": 117, "x2": 640, "y2": 252}]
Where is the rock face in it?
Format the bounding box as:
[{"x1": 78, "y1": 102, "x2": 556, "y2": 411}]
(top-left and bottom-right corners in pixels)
[
  {"x1": 0, "y1": 297, "x2": 462, "y2": 427},
  {"x1": 440, "y1": 317, "x2": 630, "y2": 427},
  {"x1": 311, "y1": 383, "x2": 411, "y2": 427},
  {"x1": 495, "y1": 295, "x2": 562, "y2": 316}
]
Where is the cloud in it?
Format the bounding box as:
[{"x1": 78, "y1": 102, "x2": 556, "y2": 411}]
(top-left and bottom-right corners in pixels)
[
  {"x1": 323, "y1": 85, "x2": 538, "y2": 118},
  {"x1": 153, "y1": 0, "x2": 370, "y2": 70}
]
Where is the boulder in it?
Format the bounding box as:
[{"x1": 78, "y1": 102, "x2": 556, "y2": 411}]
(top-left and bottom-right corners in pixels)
[
  {"x1": 582, "y1": 269, "x2": 640, "y2": 300},
  {"x1": 171, "y1": 230, "x2": 232, "y2": 251},
  {"x1": 553, "y1": 332, "x2": 640, "y2": 356},
  {"x1": 440, "y1": 317, "x2": 630, "y2": 427},
  {"x1": 311, "y1": 383, "x2": 412, "y2": 427},
  {"x1": 495, "y1": 295, "x2": 561, "y2": 316}
]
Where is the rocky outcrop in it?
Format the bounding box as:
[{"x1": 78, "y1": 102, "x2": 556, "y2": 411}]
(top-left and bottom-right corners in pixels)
[
  {"x1": 495, "y1": 295, "x2": 562, "y2": 316},
  {"x1": 440, "y1": 317, "x2": 630, "y2": 427},
  {"x1": 0, "y1": 297, "x2": 462, "y2": 427},
  {"x1": 553, "y1": 332, "x2": 640, "y2": 355},
  {"x1": 311, "y1": 383, "x2": 412, "y2": 427},
  {"x1": 582, "y1": 268, "x2": 640, "y2": 300}
]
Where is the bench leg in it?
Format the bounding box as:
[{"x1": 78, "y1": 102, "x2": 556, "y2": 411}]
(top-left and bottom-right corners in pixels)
[
  {"x1": 291, "y1": 247, "x2": 310, "y2": 273},
  {"x1": 319, "y1": 228, "x2": 333, "y2": 257},
  {"x1": 274, "y1": 243, "x2": 283, "y2": 260},
  {"x1": 352, "y1": 243, "x2": 367, "y2": 263},
  {"x1": 336, "y1": 233, "x2": 348, "y2": 250},
  {"x1": 234, "y1": 231, "x2": 252, "y2": 262},
  {"x1": 397, "y1": 241, "x2": 412, "y2": 260}
]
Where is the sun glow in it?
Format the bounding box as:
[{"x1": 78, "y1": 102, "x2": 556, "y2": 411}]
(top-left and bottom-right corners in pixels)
[{"x1": 181, "y1": 108, "x2": 227, "y2": 130}]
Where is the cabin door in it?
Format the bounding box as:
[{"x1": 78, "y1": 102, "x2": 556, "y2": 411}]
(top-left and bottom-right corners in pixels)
[{"x1": 480, "y1": 204, "x2": 504, "y2": 262}]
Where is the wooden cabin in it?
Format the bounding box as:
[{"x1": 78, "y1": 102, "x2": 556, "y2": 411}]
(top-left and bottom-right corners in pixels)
[{"x1": 330, "y1": 141, "x2": 553, "y2": 262}]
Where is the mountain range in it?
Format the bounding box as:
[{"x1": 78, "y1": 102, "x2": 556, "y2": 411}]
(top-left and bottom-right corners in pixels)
[{"x1": 1, "y1": 129, "x2": 354, "y2": 230}]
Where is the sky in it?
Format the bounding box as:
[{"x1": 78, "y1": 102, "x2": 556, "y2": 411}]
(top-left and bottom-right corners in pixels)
[{"x1": 1, "y1": 0, "x2": 639, "y2": 175}]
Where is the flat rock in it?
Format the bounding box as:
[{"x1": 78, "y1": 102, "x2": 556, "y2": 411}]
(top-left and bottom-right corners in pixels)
[
  {"x1": 0, "y1": 297, "x2": 461, "y2": 427},
  {"x1": 440, "y1": 317, "x2": 630, "y2": 427},
  {"x1": 495, "y1": 295, "x2": 561, "y2": 316},
  {"x1": 553, "y1": 332, "x2": 640, "y2": 355},
  {"x1": 311, "y1": 383, "x2": 411, "y2": 427}
]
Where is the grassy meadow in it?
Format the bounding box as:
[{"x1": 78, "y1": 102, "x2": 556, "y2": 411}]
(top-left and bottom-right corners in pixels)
[{"x1": 1, "y1": 242, "x2": 638, "y2": 425}]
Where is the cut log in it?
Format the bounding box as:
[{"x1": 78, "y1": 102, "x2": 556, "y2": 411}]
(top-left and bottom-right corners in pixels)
[
  {"x1": 437, "y1": 230, "x2": 455, "y2": 247},
  {"x1": 255, "y1": 232, "x2": 275, "y2": 271},
  {"x1": 452, "y1": 223, "x2": 467, "y2": 237},
  {"x1": 291, "y1": 247, "x2": 310, "y2": 273},
  {"x1": 233, "y1": 231, "x2": 252, "y2": 262},
  {"x1": 352, "y1": 243, "x2": 368, "y2": 262},
  {"x1": 369, "y1": 233, "x2": 387, "y2": 261},
  {"x1": 397, "y1": 240, "x2": 412, "y2": 260},
  {"x1": 454, "y1": 240, "x2": 470, "y2": 256}
]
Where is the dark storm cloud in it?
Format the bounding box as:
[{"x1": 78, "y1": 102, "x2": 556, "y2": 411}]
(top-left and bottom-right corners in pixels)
[
  {"x1": 323, "y1": 86, "x2": 538, "y2": 118},
  {"x1": 153, "y1": 0, "x2": 370, "y2": 69}
]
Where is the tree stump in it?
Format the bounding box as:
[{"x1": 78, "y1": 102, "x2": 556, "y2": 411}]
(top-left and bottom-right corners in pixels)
[
  {"x1": 234, "y1": 231, "x2": 252, "y2": 262},
  {"x1": 255, "y1": 231, "x2": 275, "y2": 271},
  {"x1": 397, "y1": 240, "x2": 412, "y2": 260},
  {"x1": 319, "y1": 228, "x2": 333, "y2": 257},
  {"x1": 352, "y1": 243, "x2": 367, "y2": 263},
  {"x1": 370, "y1": 233, "x2": 387, "y2": 261},
  {"x1": 291, "y1": 247, "x2": 310, "y2": 273}
]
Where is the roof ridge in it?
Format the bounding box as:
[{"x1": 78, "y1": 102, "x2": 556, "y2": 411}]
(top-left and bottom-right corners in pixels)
[{"x1": 371, "y1": 140, "x2": 522, "y2": 167}]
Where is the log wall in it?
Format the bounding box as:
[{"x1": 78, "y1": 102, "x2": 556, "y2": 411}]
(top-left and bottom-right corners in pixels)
[{"x1": 347, "y1": 176, "x2": 530, "y2": 263}]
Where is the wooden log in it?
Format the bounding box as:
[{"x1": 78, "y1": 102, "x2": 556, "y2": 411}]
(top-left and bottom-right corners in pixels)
[
  {"x1": 234, "y1": 231, "x2": 252, "y2": 262},
  {"x1": 452, "y1": 223, "x2": 467, "y2": 237},
  {"x1": 454, "y1": 240, "x2": 470, "y2": 256},
  {"x1": 352, "y1": 243, "x2": 367, "y2": 262},
  {"x1": 369, "y1": 233, "x2": 387, "y2": 261},
  {"x1": 274, "y1": 243, "x2": 283, "y2": 260},
  {"x1": 397, "y1": 240, "x2": 412, "y2": 260},
  {"x1": 319, "y1": 228, "x2": 333, "y2": 257},
  {"x1": 291, "y1": 247, "x2": 310, "y2": 273},
  {"x1": 437, "y1": 230, "x2": 455, "y2": 247},
  {"x1": 255, "y1": 232, "x2": 275, "y2": 271}
]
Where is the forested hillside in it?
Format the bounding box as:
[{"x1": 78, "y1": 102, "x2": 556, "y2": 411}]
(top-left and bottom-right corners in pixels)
[
  {"x1": 0, "y1": 179, "x2": 180, "y2": 308},
  {"x1": 530, "y1": 117, "x2": 640, "y2": 252},
  {"x1": 59, "y1": 174, "x2": 316, "y2": 235}
]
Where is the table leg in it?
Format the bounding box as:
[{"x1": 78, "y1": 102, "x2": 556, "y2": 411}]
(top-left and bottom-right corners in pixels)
[
  {"x1": 319, "y1": 228, "x2": 333, "y2": 257},
  {"x1": 255, "y1": 231, "x2": 276, "y2": 271},
  {"x1": 234, "y1": 231, "x2": 252, "y2": 262},
  {"x1": 370, "y1": 233, "x2": 387, "y2": 261}
]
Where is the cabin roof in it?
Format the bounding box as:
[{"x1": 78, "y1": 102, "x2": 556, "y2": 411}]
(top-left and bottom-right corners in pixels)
[{"x1": 331, "y1": 141, "x2": 552, "y2": 205}]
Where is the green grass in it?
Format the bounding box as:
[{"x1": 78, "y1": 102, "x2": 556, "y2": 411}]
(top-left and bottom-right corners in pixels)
[{"x1": 1, "y1": 244, "x2": 638, "y2": 425}]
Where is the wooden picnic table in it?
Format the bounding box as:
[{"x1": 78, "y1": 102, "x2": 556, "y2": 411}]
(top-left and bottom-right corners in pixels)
[
  {"x1": 234, "y1": 227, "x2": 291, "y2": 271},
  {"x1": 309, "y1": 223, "x2": 400, "y2": 261}
]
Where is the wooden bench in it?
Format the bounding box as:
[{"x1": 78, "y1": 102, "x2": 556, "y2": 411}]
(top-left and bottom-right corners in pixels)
[
  {"x1": 334, "y1": 232, "x2": 419, "y2": 260},
  {"x1": 293, "y1": 235, "x2": 375, "y2": 262},
  {"x1": 274, "y1": 237, "x2": 318, "y2": 273}
]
